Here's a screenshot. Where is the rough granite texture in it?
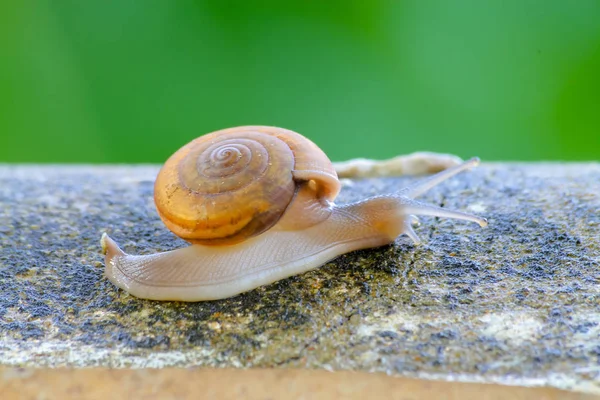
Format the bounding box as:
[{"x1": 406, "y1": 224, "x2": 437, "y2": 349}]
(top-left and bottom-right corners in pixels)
[{"x1": 0, "y1": 163, "x2": 599, "y2": 394}]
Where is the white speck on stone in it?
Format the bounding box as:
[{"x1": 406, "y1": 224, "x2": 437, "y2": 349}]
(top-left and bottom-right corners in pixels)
[
  {"x1": 419, "y1": 284, "x2": 447, "y2": 295},
  {"x1": 479, "y1": 312, "x2": 543, "y2": 346},
  {"x1": 357, "y1": 311, "x2": 428, "y2": 337},
  {"x1": 207, "y1": 321, "x2": 221, "y2": 331},
  {"x1": 468, "y1": 202, "x2": 487, "y2": 213}
]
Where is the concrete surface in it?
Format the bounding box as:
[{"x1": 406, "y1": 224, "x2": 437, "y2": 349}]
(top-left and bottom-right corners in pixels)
[{"x1": 0, "y1": 163, "x2": 599, "y2": 394}]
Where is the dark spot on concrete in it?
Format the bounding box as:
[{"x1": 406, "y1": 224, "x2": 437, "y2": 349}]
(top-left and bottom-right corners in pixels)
[
  {"x1": 430, "y1": 330, "x2": 457, "y2": 341},
  {"x1": 0, "y1": 322, "x2": 45, "y2": 340},
  {"x1": 378, "y1": 330, "x2": 399, "y2": 340}
]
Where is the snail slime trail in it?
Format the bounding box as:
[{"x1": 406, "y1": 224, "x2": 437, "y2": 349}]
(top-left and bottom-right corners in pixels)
[{"x1": 101, "y1": 126, "x2": 487, "y2": 301}]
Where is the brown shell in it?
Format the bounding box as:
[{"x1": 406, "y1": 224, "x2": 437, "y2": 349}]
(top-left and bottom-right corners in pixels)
[{"x1": 154, "y1": 126, "x2": 340, "y2": 245}]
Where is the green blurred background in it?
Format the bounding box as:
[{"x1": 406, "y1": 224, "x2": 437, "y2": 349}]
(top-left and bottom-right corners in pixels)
[{"x1": 1, "y1": 1, "x2": 599, "y2": 163}]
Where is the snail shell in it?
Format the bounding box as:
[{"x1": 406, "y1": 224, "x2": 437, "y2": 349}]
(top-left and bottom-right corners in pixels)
[{"x1": 153, "y1": 126, "x2": 341, "y2": 245}]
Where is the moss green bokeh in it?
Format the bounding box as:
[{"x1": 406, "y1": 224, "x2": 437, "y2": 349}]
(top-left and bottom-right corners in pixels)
[{"x1": 1, "y1": 1, "x2": 598, "y2": 163}]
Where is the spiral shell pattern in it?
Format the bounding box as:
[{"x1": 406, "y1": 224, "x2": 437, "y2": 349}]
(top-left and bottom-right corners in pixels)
[{"x1": 154, "y1": 126, "x2": 340, "y2": 245}]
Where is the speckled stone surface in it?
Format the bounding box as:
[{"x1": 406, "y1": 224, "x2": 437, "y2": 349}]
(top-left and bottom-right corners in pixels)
[{"x1": 0, "y1": 164, "x2": 599, "y2": 394}]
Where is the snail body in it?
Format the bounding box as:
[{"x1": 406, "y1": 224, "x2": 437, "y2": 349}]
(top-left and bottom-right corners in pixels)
[{"x1": 101, "y1": 126, "x2": 487, "y2": 301}]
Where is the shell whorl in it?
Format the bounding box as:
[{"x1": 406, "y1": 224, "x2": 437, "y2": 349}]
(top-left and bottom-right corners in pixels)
[{"x1": 154, "y1": 126, "x2": 340, "y2": 245}]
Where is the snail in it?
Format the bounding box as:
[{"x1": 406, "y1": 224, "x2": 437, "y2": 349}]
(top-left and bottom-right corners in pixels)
[{"x1": 101, "y1": 126, "x2": 487, "y2": 301}]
